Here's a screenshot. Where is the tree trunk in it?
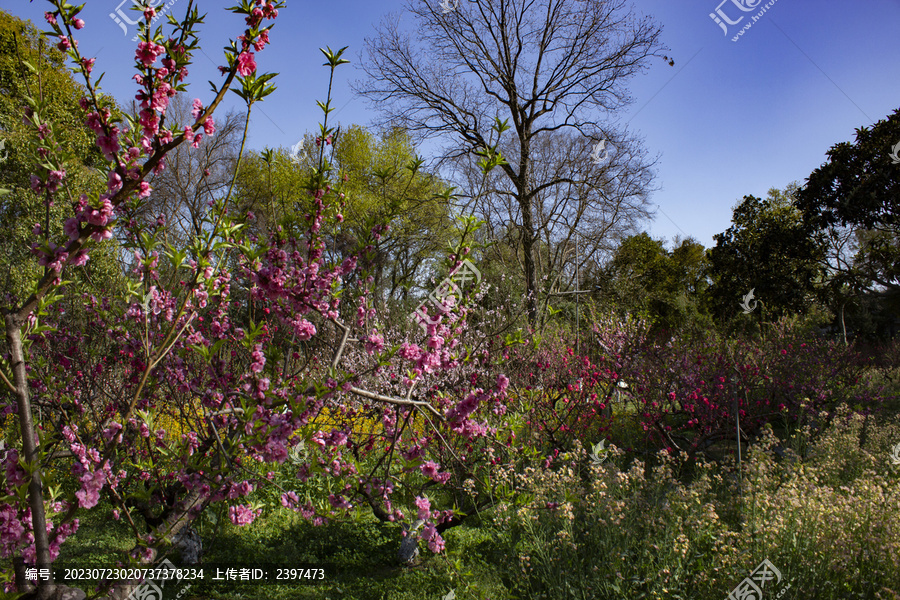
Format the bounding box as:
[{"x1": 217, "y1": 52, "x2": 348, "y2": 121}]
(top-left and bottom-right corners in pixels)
[
  {"x1": 518, "y1": 140, "x2": 538, "y2": 326},
  {"x1": 6, "y1": 316, "x2": 55, "y2": 599},
  {"x1": 521, "y1": 219, "x2": 538, "y2": 326},
  {"x1": 100, "y1": 486, "x2": 206, "y2": 600}
]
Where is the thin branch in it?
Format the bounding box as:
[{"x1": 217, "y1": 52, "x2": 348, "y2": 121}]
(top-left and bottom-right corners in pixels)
[{"x1": 348, "y1": 386, "x2": 444, "y2": 421}]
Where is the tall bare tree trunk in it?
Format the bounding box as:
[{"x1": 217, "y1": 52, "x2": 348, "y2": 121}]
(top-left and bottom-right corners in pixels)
[
  {"x1": 5, "y1": 316, "x2": 55, "y2": 599},
  {"x1": 520, "y1": 204, "x2": 538, "y2": 325},
  {"x1": 519, "y1": 141, "x2": 538, "y2": 326}
]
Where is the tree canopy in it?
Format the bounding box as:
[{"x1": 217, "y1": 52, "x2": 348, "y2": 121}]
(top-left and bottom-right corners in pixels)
[
  {"x1": 706, "y1": 186, "x2": 826, "y2": 322},
  {"x1": 357, "y1": 0, "x2": 669, "y2": 323}
]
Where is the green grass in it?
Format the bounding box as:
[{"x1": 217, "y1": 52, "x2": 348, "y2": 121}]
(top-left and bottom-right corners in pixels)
[{"x1": 47, "y1": 504, "x2": 510, "y2": 600}]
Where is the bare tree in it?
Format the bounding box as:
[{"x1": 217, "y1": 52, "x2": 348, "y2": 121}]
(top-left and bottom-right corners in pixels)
[
  {"x1": 131, "y1": 94, "x2": 245, "y2": 247},
  {"x1": 356, "y1": 0, "x2": 668, "y2": 324}
]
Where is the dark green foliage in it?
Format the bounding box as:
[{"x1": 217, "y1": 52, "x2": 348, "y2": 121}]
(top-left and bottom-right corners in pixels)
[
  {"x1": 706, "y1": 187, "x2": 826, "y2": 324},
  {"x1": 592, "y1": 232, "x2": 713, "y2": 334},
  {"x1": 0, "y1": 9, "x2": 122, "y2": 303}
]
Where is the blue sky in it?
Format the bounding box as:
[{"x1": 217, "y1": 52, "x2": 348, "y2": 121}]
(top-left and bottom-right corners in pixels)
[{"x1": 4, "y1": 0, "x2": 899, "y2": 250}]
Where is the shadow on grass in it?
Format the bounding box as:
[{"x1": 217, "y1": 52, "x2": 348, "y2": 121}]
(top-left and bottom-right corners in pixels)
[{"x1": 190, "y1": 511, "x2": 461, "y2": 600}]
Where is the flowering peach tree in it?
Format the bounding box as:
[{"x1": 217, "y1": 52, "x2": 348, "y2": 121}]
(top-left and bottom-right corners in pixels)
[{"x1": 0, "y1": 1, "x2": 512, "y2": 597}]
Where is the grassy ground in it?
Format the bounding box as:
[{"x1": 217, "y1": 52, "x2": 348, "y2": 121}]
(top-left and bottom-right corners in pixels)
[{"x1": 51, "y1": 502, "x2": 511, "y2": 600}]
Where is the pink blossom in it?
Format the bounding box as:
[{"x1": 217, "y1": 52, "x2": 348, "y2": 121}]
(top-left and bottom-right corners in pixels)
[
  {"x1": 294, "y1": 319, "x2": 316, "y2": 341},
  {"x1": 73, "y1": 18, "x2": 85, "y2": 29},
  {"x1": 57, "y1": 36, "x2": 70, "y2": 51},
  {"x1": 229, "y1": 504, "x2": 261, "y2": 526},
  {"x1": 85, "y1": 112, "x2": 104, "y2": 133},
  {"x1": 281, "y1": 491, "x2": 300, "y2": 510},
  {"x1": 327, "y1": 494, "x2": 352, "y2": 510},
  {"x1": 228, "y1": 481, "x2": 253, "y2": 499},
  {"x1": 365, "y1": 331, "x2": 385, "y2": 354},
  {"x1": 497, "y1": 373, "x2": 510, "y2": 394},
  {"x1": 90, "y1": 228, "x2": 112, "y2": 243},
  {"x1": 75, "y1": 469, "x2": 106, "y2": 509},
  {"x1": 102, "y1": 422, "x2": 123, "y2": 442},
  {"x1": 414, "y1": 496, "x2": 431, "y2": 520},
  {"x1": 420, "y1": 461, "x2": 441, "y2": 480},
  {"x1": 135, "y1": 41, "x2": 166, "y2": 68},
  {"x1": 422, "y1": 523, "x2": 445, "y2": 553},
  {"x1": 253, "y1": 29, "x2": 270, "y2": 51},
  {"x1": 97, "y1": 129, "x2": 121, "y2": 161},
  {"x1": 236, "y1": 52, "x2": 257, "y2": 77},
  {"x1": 250, "y1": 345, "x2": 266, "y2": 373}
]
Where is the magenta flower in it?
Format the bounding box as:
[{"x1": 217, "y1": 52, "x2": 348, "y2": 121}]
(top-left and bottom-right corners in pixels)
[
  {"x1": 250, "y1": 345, "x2": 266, "y2": 373},
  {"x1": 73, "y1": 18, "x2": 85, "y2": 29}
]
